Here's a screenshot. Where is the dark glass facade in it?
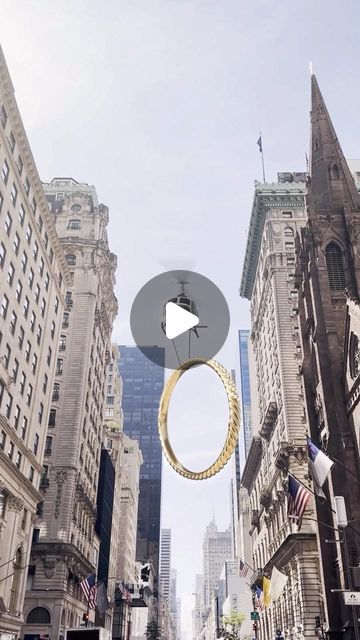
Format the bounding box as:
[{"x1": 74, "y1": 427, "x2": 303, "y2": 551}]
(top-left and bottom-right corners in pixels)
[
  {"x1": 118, "y1": 346, "x2": 164, "y2": 589},
  {"x1": 238, "y1": 330, "x2": 252, "y2": 459}
]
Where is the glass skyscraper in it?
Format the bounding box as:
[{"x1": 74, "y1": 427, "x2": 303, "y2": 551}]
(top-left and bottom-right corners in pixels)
[
  {"x1": 118, "y1": 346, "x2": 164, "y2": 590},
  {"x1": 238, "y1": 330, "x2": 252, "y2": 459}
]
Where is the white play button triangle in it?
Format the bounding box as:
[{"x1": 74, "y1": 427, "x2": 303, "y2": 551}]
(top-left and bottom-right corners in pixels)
[{"x1": 165, "y1": 302, "x2": 199, "y2": 340}]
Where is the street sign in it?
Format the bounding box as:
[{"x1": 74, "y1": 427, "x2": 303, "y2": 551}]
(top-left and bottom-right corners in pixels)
[
  {"x1": 251, "y1": 612, "x2": 260, "y2": 620},
  {"x1": 344, "y1": 592, "x2": 360, "y2": 606}
]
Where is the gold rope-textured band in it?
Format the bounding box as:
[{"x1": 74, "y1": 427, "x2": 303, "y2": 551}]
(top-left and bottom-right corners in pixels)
[{"x1": 158, "y1": 358, "x2": 240, "y2": 480}]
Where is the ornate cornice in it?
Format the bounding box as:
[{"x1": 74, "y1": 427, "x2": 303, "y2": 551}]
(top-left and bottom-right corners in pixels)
[{"x1": 0, "y1": 449, "x2": 42, "y2": 504}]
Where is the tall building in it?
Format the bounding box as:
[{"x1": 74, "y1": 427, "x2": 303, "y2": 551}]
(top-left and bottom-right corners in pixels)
[
  {"x1": 0, "y1": 47, "x2": 70, "y2": 639},
  {"x1": 240, "y1": 172, "x2": 322, "y2": 640},
  {"x1": 118, "y1": 346, "x2": 164, "y2": 590},
  {"x1": 202, "y1": 520, "x2": 232, "y2": 612},
  {"x1": 159, "y1": 528, "x2": 171, "y2": 603},
  {"x1": 296, "y1": 76, "x2": 360, "y2": 638},
  {"x1": 193, "y1": 574, "x2": 205, "y2": 640},
  {"x1": 22, "y1": 178, "x2": 118, "y2": 639},
  {"x1": 238, "y1": 330, "x2": 252, "y2": 459}
]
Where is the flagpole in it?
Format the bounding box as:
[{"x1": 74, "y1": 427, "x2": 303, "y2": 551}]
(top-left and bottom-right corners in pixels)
[{"x1": 259, "y1": 131, "x2": 266, "y2": 183}]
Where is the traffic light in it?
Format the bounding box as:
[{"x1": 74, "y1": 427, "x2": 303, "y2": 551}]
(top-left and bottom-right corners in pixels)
[{"x1": 83, "y1": 612, "x2": 89, "y2": 622}]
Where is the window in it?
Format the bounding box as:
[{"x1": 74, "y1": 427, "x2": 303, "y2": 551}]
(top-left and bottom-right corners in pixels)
[
  {"x1": 30, "y1": 311, "x2": 36, "y2": 332},
  {"x1": 24, "y1": 177, "x2": 30, "y2": 195},
  {"x1": 18, "y1": 326, "x2": 24, "y2": 349},
  {"x1": 0, "y1": 294, "x2": 9, "y2": 318},
  {"x1": 45, "y1": 271, "x2": 50, "y2": 291},
  {"x1": 0, "y1": 488, "x2": 6, "y2": 519},
  {"x1": 49, "y1": 248, "x2": 53, "y2": 264},
  {"x1": 7, "y1": 262, "x2": 15, "y2": 285},
  {"x1": 3, "y1": 344, "x2": 10, "y2": 369},
  {"x1": 62, "y1": 312, "x2": 69, "y2": 328},
  {"x1": 107, "y1": 396, "x2": 114, "y2": 404},
  {"x1": 0, "y1": 430, "x2": 5, "y2": 451},
  {"x1": 59, "y1": 334, "x2": 66, "y2": 350},
  {"x1": 36, "y1": 324, "x2": 42, "y2": 345},
  {"x1": 12, "y1": 359, "x2": 19, "y2": 382},
  {"x1": 52, "y1": 383, "x2": 60, "y2": 401},
  {"x1": 26, "y1": 224, "x2": 32, "y2": 244},
  {"x1": 5, "y1": 212, "x2": 12, "y2": 235},
  {"x1": 44, "y1": 232, "x2": 48, "y2": 249},
  {"x1": 23, "y1": 296, "x2": 30, "y2": 319},
  {"x1": 47, "y1": 346, "x2": 52, "y2": 366},
  {"x1": 34, "y1": 284, "x2": 40, "y2": 304},
  {"x1": 54, "y1": 297, "x2": 59, "y2": 314},
  {"x1": 1, "y1": 159, "x2": 9, "y2": 184},
  {"x1": 21, "y1": 416, "x2": 27, "y2": 440},
  {"x1": 13, "y1": 404, "x2": 20, "y2": 430},
  {"x1": 38, "y1": 215, "x2": 43, "y2": 232},
  {"x1": 19, "y1": 372, "x2": 26, "y2": 395},
  {"x1": 65, "y1": 291, "x2": 72, "y2": 306},
  {"x1": 26, "y1": 608, "x2": 51, "y2": 624},
  {"x1": 33, "y1": 433, "x2": 39, "y2": 455},
  {"x1": 0, "y1": 381, "x2": 3, "y2": 407},
  {"x1": 33, "y1": 241, "x2": 38, "y2": 261},
  {"x1": 48, "y1": 409, "x2": 56, "y2": 427},
  {"x1": 29, "y1": 466, "x2": 34, "y2": 482},
  {"x1": 45, "y1": 436, "x2": 52, "y2": 455},
  {"x1": 15, "y1": 280, "x2": 22, "y2": 302},
  {"x1": 38, "y1": 402, "x2": 44, "y2": 424},
  {"x1": 8, "y1": 441, "x2": 14, "y2": 460},
  {"x1": 10, "y1": 183, "x2": 17, "y2": 206},
  {"x1": 325, "y1": 242, "x2": 346, "y2": 291},
  {"x1": 66, "y1": 254, "x2": 76, "y2": 266},
  {"x1": 56, "y1": 358, "x2": 63, "y2": 375},
  {"x1": 68, "y1": 219, "x2": 81, "y2": 230},
  {"x1": 50, "y1": 321, "x2": 55, "y2": 339},
  {"x1": 18, "y1": 204, "x2": 25, "y2": 226},
  {"x1": 0, "y1": 190, "x2": 3, "y2": 213},
  {"x1": 16, "y1": 451, "x2": 22, "y2": 470},
  {"x1": 40, "y1": 298, "x2": 46, "y2": 318},
  {"x1": 16, "y1": 155, "x2": 23, "y2": 175},
  {"x1": 32, "y1": 353, "x2": 38, "y2": 374},
  {"x1": 0, "y1": 242, "x2": 6, "y2": 267},
  {"x1": 0, "y1": 104, "x2": 7, "y2": 128},
  {"x1": 13, "y1": 232, "x2": 20, "y2": 255},
  {"x1": 21, "y1": 251, "x2": 28, "y2": 273},
  {"x1": 28, "y1": 268, "x2": 34, "y2": 289},
  {"x1": 39, "y1": 257, "x2": 44, "y2": 276},
  {"x1": 32, "y1": 197, "x2": 37, "y2": 214},
  {"x1": 5, "y1": 393, "x2": 13, "y2": 419},
  {"x1": 20, "y1": 506, "x2": 27, "y2": 529},
  {"x1": 9, "y1": 131, "x2": 16, "y2": 152},
  {"x1": 9, "y1": 311, "x2": 17, "y2": 335},
  {"x1": 43, "y1": 373, "x2": 48, "y2": 393}
]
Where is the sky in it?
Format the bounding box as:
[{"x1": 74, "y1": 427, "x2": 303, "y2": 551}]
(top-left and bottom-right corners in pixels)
[{"x1": 1, "y1": 1, "x2": 360, "y2": 638}]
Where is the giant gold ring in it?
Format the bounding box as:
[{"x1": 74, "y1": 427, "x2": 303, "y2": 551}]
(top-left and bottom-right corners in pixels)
[{"x1": 158, "y1": 358, "x2": 240, "y2": 480}]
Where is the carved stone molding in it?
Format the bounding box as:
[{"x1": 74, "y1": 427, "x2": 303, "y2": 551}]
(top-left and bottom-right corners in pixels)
[
  {"x1": 259, "y1": 488, "x2": 272, "y2": 511},
  {"x1": 7, "y1": 496, "x2": 24, "y2": 512},
  {"x1": 43, "y1": 555, "x2": 57, "y2": 578}
]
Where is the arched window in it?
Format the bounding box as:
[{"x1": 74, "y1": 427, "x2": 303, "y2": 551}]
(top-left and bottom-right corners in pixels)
[
  {"x1": 325, "y1": 242, "x2": 346, "y2": 291},
  {"x1": 349, "y1": 332, "x2": 360, "y2": 379},
  {"x1": 66, "y1": 254, "x2": 76, "y2": 266},
  {"x1": 9, "y1": 548, "x2": 22, "y2": 612},
  {"x1": 26, "y1": 606, "x2": 51, "y2": 624},
  {"x1": 329, "y1": 164, "x2": 340, "y2": 180}
]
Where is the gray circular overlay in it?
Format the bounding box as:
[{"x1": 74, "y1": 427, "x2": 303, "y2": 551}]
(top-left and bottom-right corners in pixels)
[{"x1": 130, "y1": 270, "x2": 230, "y2": 370}]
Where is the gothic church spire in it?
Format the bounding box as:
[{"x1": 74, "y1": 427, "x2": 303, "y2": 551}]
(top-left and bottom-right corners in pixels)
[{"x1": 310, "y1": 74, "x2": 360, "y2": 212}]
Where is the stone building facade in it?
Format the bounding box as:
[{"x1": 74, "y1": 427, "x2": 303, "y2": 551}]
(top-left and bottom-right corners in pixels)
[
  {"x1": 296, "y1": 76, "x2": 360, "y2": 639},
  {"x1": 240, "y1": 173, "x2": 322, "y2": 640},
  {"x1": 0, "y1": 47, "x2": 70, "y2": 639},
  {"x1": 22, "y1": 178, "x2": 118, "y2": 639}
]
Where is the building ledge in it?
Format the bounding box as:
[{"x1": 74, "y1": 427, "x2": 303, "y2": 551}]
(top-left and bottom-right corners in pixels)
[
  {"x1": 31, "y1": 541, "x2": 96, "y2": 577},
  {"x1": 241, "y1": 437, "x2": 262, "y2": 490},
  {"x1": 260, "y1": 401, "x2": 278, "y2": 439}
]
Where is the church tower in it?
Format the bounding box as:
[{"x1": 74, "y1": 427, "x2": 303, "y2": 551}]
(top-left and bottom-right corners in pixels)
[{"x1": 297, "y1": 75, "x2": 360, "y2": 639}]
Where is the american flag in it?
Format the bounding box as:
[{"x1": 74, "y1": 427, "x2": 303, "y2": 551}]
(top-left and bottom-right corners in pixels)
[
  {"x1": 254, "y1": 585, "x2": 264, "y2": 612},
  {"x1": 80, "y1": 573, "x2": 96, "y2": 609},
  {"x1": 288, "y1": 475, "x2": 311, "y2": 523},
  {"x1": 119, "y1": 581, "x2": 132, "y2": 605},
  {"x1": 239, "y1": 559, "x2": 249, "y2": 577}
]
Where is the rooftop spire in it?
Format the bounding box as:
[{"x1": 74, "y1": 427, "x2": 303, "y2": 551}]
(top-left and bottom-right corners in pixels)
[{"x1": 309, "y1": 74, "x2": 360, "y2": 211}]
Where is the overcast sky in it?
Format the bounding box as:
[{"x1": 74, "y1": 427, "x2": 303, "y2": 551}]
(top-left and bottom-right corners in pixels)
[{"x1": 2, "y1": 1, "x2": 360, "y2": 637}]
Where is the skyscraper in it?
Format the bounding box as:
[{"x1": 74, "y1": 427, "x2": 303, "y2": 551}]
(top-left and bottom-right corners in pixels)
[
  {"x1": 0, "y1": 47, "x2": 70, "y2": 639},
  {"x1": 23, "y1": 178, "x2": 118, "y2": 638},
  {"x1": 202, "y1": 520, "x2": 232, "y2": 612},
  {"x1": 118, "y1": 346, "x2": 164, "y2": 590},
  {"x1": 238, "y1": 330, "x2": 252, "y2": 459},
  {"x1": 160, "y1": 528, "x2": 171, "y2": 603}
]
